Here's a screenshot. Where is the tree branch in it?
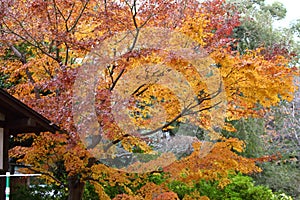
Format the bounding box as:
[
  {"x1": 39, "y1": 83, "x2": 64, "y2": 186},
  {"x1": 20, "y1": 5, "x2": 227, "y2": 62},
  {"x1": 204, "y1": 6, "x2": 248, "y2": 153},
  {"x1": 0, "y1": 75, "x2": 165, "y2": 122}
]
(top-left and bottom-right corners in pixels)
[
  {"x1": 25, "y1": 167, "x2": 66, "y2": 187},
  {"x1": 68, "y1": 0, "x2": 90, "y2": 33},
  {"x1": 3, "y1": 21, "x2": 61, "y2": 63},
  {"x1": 8, "y1": 44, "x2": 41, "y2": 99},
  {"x1": 109, "y1": 68, "x2": 125, "y2": 91}
]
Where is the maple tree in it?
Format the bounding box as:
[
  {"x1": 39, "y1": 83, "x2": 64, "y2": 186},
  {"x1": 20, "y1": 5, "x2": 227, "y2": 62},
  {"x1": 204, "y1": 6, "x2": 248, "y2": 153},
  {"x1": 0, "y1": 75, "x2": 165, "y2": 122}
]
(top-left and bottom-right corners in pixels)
[{"x1": 0, "y1": 0, "x2": 298, "y2": 199}]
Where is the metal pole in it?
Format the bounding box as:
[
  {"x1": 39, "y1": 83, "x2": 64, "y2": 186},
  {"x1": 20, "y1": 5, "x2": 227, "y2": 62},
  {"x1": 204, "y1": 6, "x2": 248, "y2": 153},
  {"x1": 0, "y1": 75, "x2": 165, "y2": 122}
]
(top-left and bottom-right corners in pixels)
[
  {"x1": 5, "y1": 172, "x2": 10, "y2": 200},
  {"x1": 0, "y1": 172, "x2": 41, "y2": 200}
]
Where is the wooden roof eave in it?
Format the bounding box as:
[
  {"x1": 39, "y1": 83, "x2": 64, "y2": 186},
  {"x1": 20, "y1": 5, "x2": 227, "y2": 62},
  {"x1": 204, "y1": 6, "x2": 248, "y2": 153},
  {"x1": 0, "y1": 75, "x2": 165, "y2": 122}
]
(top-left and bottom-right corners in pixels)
[{"x1": 0, "y1": 88, "x2": 60, "y2": 134}]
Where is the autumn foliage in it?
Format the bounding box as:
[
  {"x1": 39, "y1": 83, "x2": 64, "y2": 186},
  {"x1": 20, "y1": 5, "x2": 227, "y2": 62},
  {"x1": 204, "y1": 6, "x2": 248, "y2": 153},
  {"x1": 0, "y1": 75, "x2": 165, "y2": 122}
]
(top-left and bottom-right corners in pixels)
[{"x1": 0, "y1": 0, "x2": 298, "y2": 199}]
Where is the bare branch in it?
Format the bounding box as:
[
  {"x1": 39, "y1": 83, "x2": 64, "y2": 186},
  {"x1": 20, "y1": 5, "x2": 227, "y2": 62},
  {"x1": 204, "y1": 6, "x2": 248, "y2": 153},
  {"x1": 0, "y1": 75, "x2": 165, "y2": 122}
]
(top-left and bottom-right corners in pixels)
[
  {"x1": 183, "y1": 101, "x2": 222, "y2": 116},
  {"x1": 2, "y1": 21, "x2": 60, "y2": 63},
  {"x1": 7, "y1": 43, "x2": 41, "y2": 98},
  {"x1": 68, "y1": 0, "x2": 90, "y2": 33},
  {"x1": 64, "y1": 42, "x2": 69, "y2": 66},
  {"x1": 25, "y1": 167, "x2": 66, "y2": 187},
  {"x1": 66, "y1": 3, "x2": 76, "y2": 23},
  {"x1": 109, "y1": 68, "x2": 125, "y2": 91},
  {"x1": 132, "y1": 83, "x2": 153, "y2": 96},
  {"x1": 9, "y1": 45, "x2": 26, "y2": 63},
  {"x1": 53, "y1": 0, "x2": 67, "y2": 22}
]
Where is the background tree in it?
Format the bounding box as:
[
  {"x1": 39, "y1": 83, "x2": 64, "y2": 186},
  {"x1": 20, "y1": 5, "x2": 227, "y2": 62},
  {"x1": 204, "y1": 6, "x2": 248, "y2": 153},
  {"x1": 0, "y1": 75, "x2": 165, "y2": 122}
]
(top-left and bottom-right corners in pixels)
[
  {"x1": 224, "y1": 0, "x2": 299, "y2": 198},
  {"x1": 229, "y1": 0, "x2": 299, "y2": 62}
]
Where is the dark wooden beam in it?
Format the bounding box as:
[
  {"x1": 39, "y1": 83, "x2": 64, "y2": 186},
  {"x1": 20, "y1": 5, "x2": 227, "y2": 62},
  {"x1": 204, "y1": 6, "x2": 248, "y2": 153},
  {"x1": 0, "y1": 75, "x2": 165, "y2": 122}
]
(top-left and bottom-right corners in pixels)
[
  {"x1": 5, "y1": 118, "x2": 37, "y2": 129},
  {"x1": 0, "y1": 121, "x2": 4, "y2": 128},
  {"x1": 0, "y1": 112, "x2": 4, "y2": 128},
  {"x1": 0, "y1": 88, "x2": 60, "y2": 133},
  {"x1": 0, "y1": 118, "x2": 39, "y2": 129}
]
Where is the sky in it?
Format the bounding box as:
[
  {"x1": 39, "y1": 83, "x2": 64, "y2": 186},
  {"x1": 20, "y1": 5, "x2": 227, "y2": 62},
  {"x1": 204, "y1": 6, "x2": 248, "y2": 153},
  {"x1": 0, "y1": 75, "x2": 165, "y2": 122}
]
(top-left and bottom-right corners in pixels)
[{"x1": 264, "y1": 0, "x2": 300, "y2": 28}]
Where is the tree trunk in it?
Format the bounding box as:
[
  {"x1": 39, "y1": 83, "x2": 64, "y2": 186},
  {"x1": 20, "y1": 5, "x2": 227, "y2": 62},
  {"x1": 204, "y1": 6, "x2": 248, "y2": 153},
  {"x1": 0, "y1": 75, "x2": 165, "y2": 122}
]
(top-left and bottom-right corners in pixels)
[{"x1": 67, "y1": 176, "x2": 85, "y2": 200}]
